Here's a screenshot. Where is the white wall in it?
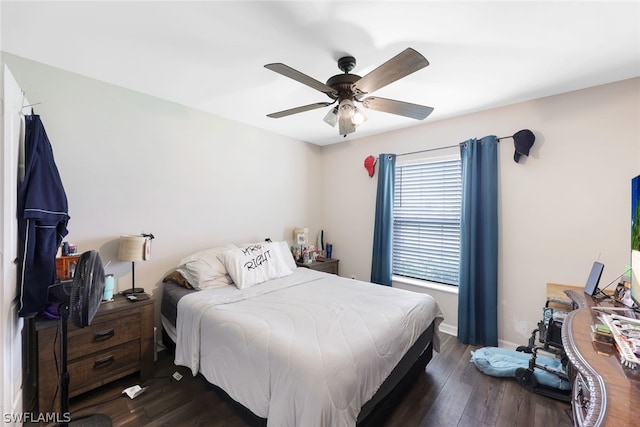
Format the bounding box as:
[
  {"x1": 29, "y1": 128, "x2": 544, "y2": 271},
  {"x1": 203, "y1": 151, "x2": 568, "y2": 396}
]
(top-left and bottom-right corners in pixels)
[
  {"x1": 321, "y1": 78, "x2": 640, "y2": 346},
  {"x1": 4, "y1": 51, "x2": 639, "y2": 348},
  {"x1": 2, "y1": 53, "x2": 324, "y2": 324}
]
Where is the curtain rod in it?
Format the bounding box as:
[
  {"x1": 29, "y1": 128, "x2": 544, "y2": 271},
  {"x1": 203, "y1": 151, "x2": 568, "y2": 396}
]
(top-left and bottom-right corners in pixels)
[{"x1": 393, "y1": 135, "x2": 513, "y2": 158}]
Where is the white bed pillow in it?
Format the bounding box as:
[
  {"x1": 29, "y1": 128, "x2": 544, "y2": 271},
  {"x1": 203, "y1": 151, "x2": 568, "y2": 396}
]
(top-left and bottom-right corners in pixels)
[
  {"x1": 176, "y1": 245, "x2": 236, "y2": 290},
  {"x1": 236, "y1": 241, "x2": 298, "y2": 271},
  {"x1": 278, "y1": 241, "x2": 298, "y2": 271},
  {"x1": 221, "y1": 242, "x2": 293, "y2": 289}
]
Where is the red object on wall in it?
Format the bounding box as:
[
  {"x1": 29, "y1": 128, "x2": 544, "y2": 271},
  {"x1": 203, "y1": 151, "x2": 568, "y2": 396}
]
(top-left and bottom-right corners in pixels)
[{"x1": 364, "y1": 155, "x2": 377, "y2": 177}]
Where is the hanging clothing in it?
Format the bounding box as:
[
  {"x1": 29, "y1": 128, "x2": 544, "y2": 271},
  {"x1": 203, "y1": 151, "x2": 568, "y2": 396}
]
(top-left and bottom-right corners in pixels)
[{"x1": 18, "y1": 115, "x2": 69, "y2": 318}]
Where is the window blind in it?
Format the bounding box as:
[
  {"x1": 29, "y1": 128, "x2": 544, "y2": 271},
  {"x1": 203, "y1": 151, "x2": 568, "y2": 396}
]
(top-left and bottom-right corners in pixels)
[{"x1": 393, "y1": 157, "x2": 462, "y2": 285}]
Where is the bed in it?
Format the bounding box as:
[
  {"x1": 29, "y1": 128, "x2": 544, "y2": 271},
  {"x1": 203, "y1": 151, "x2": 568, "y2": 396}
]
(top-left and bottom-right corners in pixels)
[{"x1": 160, "y1": 241, "x2": 443, "y2": 426}]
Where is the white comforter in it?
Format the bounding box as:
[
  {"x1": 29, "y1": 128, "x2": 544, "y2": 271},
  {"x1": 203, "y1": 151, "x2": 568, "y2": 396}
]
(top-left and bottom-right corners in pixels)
[{"x1": 174, "y1": 268, "x2": 443, "y2": 427}]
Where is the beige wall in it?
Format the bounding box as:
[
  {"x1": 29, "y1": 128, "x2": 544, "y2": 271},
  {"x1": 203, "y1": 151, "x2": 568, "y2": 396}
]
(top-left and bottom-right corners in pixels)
[
  {"x1": 5, "y1": 51, "x2": 639, "y2": 347},
  {"x1": 2, "y1": 53, "x2": 324, "y2": 323},
  {"x1": 321, "y1": 78, "x2": 640, "y2": 346}
]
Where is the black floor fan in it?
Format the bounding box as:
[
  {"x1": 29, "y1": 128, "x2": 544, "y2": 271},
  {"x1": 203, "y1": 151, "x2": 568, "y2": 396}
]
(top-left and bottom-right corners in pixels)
[{"x1": 48, "y1": 250, "x2": 112, "y2": 427}]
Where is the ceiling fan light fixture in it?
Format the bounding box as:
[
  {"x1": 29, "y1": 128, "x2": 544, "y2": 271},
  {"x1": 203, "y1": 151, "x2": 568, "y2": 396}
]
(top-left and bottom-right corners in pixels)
[
  {"x1": 335, "y1": 99, "x2": 367, "y2": 136},
  {"x1": 323, "y1": 106, "x2": 338, "y2": 127},
  {"x1": 338, "y1": 114, "x2": 356, "y2": 136},
  {"x1": 339, "y1": 98, "x2": 355, "y2": 118},
  {"x1": 352, "y1": 107, "x2": 367, "y2": 126},
  {"x1": 265, "y1": 48, "x2": 431, "y2": 138}
]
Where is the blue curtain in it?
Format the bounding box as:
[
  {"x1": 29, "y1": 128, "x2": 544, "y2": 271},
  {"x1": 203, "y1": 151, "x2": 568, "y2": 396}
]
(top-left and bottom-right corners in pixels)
[
  {"x1": 457, "y1": 136, "x2": 499, "y2": 346},
  {"x1": 370, "y1": 154, "x2": 396, "y2": 286}
]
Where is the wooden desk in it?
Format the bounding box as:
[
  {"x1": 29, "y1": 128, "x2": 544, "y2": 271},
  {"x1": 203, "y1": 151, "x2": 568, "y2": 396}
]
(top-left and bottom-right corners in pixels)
[{"x1": 562, "y1": 290, "x2": 640, "y2": 426}]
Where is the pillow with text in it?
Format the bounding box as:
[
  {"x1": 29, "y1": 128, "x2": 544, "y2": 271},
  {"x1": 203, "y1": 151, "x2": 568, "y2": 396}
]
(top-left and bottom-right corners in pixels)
[{"x1": 221, "y1": 242, "x2": 293, "y2": 289}]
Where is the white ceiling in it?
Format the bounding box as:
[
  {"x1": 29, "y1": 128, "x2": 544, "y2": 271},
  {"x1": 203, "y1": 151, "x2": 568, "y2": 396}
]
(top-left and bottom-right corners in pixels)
[{"x1": 2, "y1": 1, "x2": 639, "y2": 146}]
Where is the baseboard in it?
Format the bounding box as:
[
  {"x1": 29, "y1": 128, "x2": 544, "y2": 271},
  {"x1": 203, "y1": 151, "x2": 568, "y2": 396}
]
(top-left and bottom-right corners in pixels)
[
  {"x1": 497, "y1": 339, "x2": 520, "y2": 350},
  {"x1": 437, "y1": 323, "x2": 519, "y2": 350},
  {"x1": 438, "y1": 322, "x2": 457, "y2": 337}
]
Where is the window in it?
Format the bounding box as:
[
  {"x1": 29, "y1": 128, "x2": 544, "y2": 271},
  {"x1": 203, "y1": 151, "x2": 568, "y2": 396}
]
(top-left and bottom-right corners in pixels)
[{"x1": 392, "y1": 156, "x2": 462, "y2": 285}]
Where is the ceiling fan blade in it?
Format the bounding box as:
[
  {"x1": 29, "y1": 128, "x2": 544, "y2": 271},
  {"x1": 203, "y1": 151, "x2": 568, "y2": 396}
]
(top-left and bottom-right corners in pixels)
[
  {"x1": 265, "y1": 63, "x2": 338, "y2": 96},
  {"x1": 267, "y1": 102, "x2": 333, "y2": 118},
  {"x1": 361, "y1": 97, "x2": 434, "y2": 120},
  {"x1": 353, "y1": 48, "x2": 429, "y2": 95}
]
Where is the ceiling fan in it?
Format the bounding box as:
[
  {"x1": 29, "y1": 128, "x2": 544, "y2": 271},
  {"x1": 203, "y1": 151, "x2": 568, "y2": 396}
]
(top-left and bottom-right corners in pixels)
[{"x1": 264, "y1": 48, "x2": 434, "y2": 137}]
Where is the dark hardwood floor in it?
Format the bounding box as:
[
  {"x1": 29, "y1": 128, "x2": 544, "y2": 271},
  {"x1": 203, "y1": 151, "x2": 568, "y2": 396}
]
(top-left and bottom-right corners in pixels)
[{"x1": 66, "y1": 333, "x2": 573, "y2": 426}]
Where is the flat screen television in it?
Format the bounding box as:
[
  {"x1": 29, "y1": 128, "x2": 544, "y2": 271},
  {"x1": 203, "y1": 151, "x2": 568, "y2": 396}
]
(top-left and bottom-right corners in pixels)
[
  {"x1": 584, "y1": 261, "x2": 605, "y2": 297},
  {"x1": 631, "y1": 174, "x2": 640, "y2": 308}
]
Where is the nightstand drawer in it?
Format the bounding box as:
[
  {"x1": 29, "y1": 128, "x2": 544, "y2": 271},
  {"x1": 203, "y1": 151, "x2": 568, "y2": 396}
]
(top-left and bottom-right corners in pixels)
[
  {"x1": 296, "y1": 258, "x2": 339, "y2": 275},
  {"x1": 67, "y1": 312, "x2": 141, "y2": 360},
  {"x1": 69, "y1": 340, "x2": 140, "y2": 396},
  {"x1": 310, "y1": 262, "x2": 338, "y2": 274},
  {"x1": 30, "y1": 295, "x2": 155, "y2": 413}
]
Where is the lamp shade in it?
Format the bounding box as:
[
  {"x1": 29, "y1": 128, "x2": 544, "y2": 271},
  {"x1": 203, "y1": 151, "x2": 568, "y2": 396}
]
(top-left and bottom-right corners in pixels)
[
  {"x1": 323, "y1": 107, "x2": 339, "y2": 127},
  {"x1": 118, "y1": 235, "x2": 148, "y2": 262}
]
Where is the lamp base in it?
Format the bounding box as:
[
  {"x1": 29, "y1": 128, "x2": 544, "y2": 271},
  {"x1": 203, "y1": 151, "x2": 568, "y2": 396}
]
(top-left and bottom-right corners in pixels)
[{"x1": 122, "y1": 287, "x2": 145, "y2": 296}]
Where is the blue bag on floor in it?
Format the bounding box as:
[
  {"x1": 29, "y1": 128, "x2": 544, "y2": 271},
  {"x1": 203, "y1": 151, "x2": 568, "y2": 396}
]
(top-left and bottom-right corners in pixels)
[{"x1": 470, "y1": 346, "x2": 570, "y2": 390}]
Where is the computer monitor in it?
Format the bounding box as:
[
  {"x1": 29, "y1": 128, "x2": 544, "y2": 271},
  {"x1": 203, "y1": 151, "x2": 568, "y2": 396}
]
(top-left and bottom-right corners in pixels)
[{"x1": 584, "y1": 261, "x2": 605, "y2": 297}]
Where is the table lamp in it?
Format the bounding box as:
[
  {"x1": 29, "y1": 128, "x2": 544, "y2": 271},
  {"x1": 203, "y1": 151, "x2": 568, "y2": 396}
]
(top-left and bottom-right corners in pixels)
[
  {"x1": 293, "y1": 227, "x2": 308, "y2": 261},
  {"x1": 118, "y1": 234, "x2": 152, "y2": 295}
]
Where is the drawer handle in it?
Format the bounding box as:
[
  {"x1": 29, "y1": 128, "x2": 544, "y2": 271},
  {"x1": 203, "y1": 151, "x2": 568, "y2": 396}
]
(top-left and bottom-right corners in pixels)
[
  {"x1": 94, "y1": 355, "x2": 115, "y2": 367},
  {"x1": 94, "y1": 329, "x2": 115, "y2": 341}
]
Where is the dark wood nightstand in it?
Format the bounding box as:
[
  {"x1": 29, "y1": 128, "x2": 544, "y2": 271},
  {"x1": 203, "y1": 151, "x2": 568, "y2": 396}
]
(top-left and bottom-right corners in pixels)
[
  {"x1": 296, "y1": 258, "x2": 339, "y2": 275},
  {"x1": 31, "y1": 294, "x2": 155, "y2": 413}
]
